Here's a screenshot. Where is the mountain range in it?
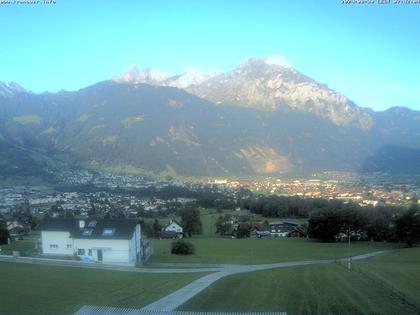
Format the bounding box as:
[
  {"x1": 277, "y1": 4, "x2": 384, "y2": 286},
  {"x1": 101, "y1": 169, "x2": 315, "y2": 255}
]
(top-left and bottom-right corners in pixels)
[{"x1": 1, "y1": 57, "x2": 419, "y2": 178}]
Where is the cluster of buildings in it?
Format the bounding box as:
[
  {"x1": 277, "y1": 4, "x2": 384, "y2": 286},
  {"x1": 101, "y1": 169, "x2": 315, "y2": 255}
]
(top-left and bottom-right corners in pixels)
[
  {"x1": 211, "y1": 172, "x2": 420, "y2": 207},
  {"x1": 217, "y1": 214, "x2": 306, "y2": 238},
  {"x1": 0, "y1": 186, "x2": 196, "y2": 219}
]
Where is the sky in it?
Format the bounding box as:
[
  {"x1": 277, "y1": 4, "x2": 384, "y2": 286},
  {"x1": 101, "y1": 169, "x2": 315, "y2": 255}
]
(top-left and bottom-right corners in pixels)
[{"x1": 0, "y1": 0, "x2": 419, "y2": 111}]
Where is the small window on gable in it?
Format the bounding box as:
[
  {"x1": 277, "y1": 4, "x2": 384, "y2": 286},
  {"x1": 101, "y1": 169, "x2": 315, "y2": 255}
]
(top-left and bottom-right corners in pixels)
[
  {"x1": 102, "y1": 228, "x2": 115, "y2": 236},
  {"x1": 87, "y1": 220, "x2": 97, "y2": 228},
  {"x1": 82, "y1": 228, "x2": 93, "y2": 236}
]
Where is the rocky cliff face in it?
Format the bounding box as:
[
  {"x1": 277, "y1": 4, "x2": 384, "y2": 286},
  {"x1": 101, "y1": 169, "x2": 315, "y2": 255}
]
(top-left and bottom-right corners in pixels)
[{"x1": 0, "y1": 58, "x2": 419, "y2": 177}]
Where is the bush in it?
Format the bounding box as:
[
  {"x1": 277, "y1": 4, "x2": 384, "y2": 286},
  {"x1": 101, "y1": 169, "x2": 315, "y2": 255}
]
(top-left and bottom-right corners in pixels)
[
  {"x1": 171, "y1": 240, "x2": 195, "y2": 255},
  {"x1": 236, "y1": 225, "x2": 251, "y2": 238}
]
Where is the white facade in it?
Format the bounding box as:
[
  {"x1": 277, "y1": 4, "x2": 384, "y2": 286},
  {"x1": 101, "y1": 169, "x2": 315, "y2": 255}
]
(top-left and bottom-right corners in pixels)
[
  {"x1": 41, "y1": 231, "x2": 74, "y2": 255},
  {"x1": 40, "y1": 224, "x2": 141, "y2": 265},
  {"x1": 164, "y1": 221, "x2": 183, "y2": 233}
]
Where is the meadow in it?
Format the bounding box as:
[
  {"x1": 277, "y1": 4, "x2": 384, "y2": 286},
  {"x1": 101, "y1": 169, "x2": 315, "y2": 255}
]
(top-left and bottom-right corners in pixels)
[
  {"x1": 149, "y1": 238, "x2": 398, "y2": 264},
  {"x1": 0, "y1": 262, "x2": 204, "y2": 315},
  {"x1": 355, "y1": 247, "x2": 420, "y2": 310},
  {"x1": 180, "y1": 247, "x2": 420, "y2": 315}
]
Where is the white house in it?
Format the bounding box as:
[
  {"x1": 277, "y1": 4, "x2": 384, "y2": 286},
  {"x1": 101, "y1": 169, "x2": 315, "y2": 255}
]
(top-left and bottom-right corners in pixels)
[
  {"x1": 38, "y1": 218, "x2": 147, "y2": 265},
  {"x1": 163, "y1": 220, "x2": 183, "y2": 233},
  {"x1": 160, "y1": 219, "x2": 183, "y2": 239}
]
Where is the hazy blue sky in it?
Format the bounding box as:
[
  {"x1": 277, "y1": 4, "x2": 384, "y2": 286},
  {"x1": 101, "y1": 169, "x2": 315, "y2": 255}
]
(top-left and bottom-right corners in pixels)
[{"x1": 0, "y1": 0, "x2": 419, "y2": 111}]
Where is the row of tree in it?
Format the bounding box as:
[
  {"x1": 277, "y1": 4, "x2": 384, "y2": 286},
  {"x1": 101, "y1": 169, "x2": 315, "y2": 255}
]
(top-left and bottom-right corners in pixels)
[
  {"x1": 308, "y1": 204, "x2": 420, "y2": 246},
  {"x1": 241, "y1": 195, "x2": 340, "y2": 218}
]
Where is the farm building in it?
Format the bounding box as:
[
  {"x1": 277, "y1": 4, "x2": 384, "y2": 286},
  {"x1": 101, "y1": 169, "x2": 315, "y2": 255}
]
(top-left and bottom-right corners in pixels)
[{"x1": 38, "y1": 218, "x2": 151, "y2": 265}]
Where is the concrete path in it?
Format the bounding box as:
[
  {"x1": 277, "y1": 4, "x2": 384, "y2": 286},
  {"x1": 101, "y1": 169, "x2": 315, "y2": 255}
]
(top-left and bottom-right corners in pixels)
[
  {"x1": 0, "y1": 255, "x2": 222, "y2": 274},
  {"x1": 140, "y1": 251, "x2": 386, "y2": 311}
]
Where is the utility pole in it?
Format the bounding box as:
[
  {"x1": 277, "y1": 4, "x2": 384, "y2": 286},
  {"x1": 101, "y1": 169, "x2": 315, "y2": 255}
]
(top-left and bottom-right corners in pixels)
[{"x1": 347, "y1": 227, "x2": 351, "y2": 270}]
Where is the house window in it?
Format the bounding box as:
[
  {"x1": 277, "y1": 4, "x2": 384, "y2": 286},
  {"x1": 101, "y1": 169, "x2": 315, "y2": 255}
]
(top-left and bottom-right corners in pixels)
[
  {"x1": 82, "y1": 228, "x2": 93, "y2": 236},
  {"x1": 87, "y1": 220, "x2": 97, "y2": 228},
  {"x1": 88, "y1": 249, "x2": 92, "y2": 256},
  {"x1": 78, "y1": 249, "x2": 85, "y2": 255},
  {"x1": 66, "y1": 244, "x2": 72, "y2": 249},
  {"x1": 102, "y1": 228, "x2": 115, "y2": 236},
  {"x1": 49, "y1": 244, "x2": 58, "y2": 249}
]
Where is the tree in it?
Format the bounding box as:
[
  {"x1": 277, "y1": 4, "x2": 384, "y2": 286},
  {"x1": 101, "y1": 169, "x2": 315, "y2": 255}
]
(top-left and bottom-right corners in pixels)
[
  {"x1": 307, "y1": 206, "x2": 368, "y2": 242},
  {"x1": 152, "y1": 219, "x2": 161, "y2": 237},
  {"x1": 365, "y1": 206, "x2": 400, "y2": 242},
  {"x1": 180, "y1": 207, "x2": 202, "y2": 237},
  {"x1": 308, "y1": 209, "x2": 342, "y2": 241},
  {"x1": 235, "y1": 224, "x2": 251, "y2": 238},
  {"x1": 394, "y1": 206, "x2": 420, "y2": 247},
  {"x1": 28, "y1": 215, "x2": 40, "y2": 230},
  {"x1": 215, "y1": 215, "x2": 233, "y2": 236},
  {"x1": 0, "y1": 228, "x2": 9, "y2": 245},
  {"x1": 0, "y1": 220, "x2": 9, "y2": 245}
]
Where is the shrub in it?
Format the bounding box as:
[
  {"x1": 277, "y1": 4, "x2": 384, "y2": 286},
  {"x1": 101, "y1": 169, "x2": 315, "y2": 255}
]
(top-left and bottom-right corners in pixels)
[
  {"x1": 236, "y1": 225, "x2": 251, "y2": 238},
  {"x1": 171, "y1": 240, "x2": 195, "y2": 255}
]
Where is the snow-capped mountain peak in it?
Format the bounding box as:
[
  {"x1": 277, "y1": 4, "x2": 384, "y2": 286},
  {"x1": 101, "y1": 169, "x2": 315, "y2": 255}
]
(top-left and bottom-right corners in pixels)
[
  {"x1": 111, "y1": 57, "x2": 373, "y2": 129},
  {"x1": 112, "y1": 65, "x2": 220, "y2": 89},
  {"x1": 165, "y1": 67, "x2": 221, "y2": 88},
  {"x1": 264, "y1": 55, "x2": 292, "y2": 68},
  {"x1": 112, "y1": 66, "x2": 169, "y2": 84}
]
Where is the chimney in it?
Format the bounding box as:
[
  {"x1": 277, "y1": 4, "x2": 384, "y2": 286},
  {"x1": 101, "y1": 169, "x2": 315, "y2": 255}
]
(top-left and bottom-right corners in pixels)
[{"x1": 79, "y1": 220, "x2": 85, "y2": 229}]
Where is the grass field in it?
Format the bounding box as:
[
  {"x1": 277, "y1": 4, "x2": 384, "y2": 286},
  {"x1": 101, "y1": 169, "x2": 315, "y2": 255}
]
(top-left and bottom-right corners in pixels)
[
  {"x1": 0, "y1": 240, "x2": 37, "y2": 252},
  {"x1": 180, "y1": 248, "x2": 420, "y2": 315},
  {"x1": 355, "y1": 247, "x2": 420, "y2": 310},
  {"x1": 149, "y1": 238, "x2": 398, "y2": 264},
  {"x1": 0, "y1": 262, "x2": 204, "y2": 315}
]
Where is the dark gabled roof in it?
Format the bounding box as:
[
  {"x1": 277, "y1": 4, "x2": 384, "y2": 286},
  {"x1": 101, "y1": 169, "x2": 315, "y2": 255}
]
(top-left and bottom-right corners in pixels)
[
  {"x1": 38, "y1": 218, "x2": 139, "y2": 240},
  {"x1": 37, "y1": 218, "x2": 78, "y2": 231},
  {"x1": 269, "y1": 221, "x2": 299, "y2": 227}
]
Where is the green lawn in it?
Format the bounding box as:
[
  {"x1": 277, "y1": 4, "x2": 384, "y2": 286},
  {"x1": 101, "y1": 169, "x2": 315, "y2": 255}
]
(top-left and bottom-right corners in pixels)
[
  {"x1": 0, "y1": 262, "x2": 204, "y2": 315},
  {"x1": 180, "y1": 251, "x2": 420, "y2": 315},
  {"x1": 355, "y1": 247, "x2": 420, "y2": 309},
  {"x1": 0, "y1": 231, "x2": 40, "y2": 254},
  {"x1": 149, "y1": 238, "x2": 398, "y2": 264},
  {"x1": 0, "y1": 240, "x2": 37, "y2": 252}
]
